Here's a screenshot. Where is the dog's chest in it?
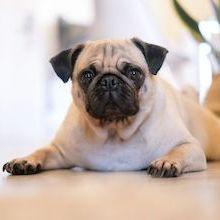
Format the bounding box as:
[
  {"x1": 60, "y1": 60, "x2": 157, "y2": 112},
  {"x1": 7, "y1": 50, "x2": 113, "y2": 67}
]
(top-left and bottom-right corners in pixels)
[{"x1": 72, "y1": 131, "x2": 155, "y2": 171}]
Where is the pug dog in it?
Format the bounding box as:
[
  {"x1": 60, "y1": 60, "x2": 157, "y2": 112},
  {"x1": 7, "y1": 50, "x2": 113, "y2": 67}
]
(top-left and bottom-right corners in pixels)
[{"x1": 3, "y1": 38, "x2": 220, "y2": 177}]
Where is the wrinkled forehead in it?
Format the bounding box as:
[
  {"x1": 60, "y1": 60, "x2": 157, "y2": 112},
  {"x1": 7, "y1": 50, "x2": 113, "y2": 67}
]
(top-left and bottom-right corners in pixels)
[{"x1": 75, "y1": 39, "x2": 147, "y2": 73}]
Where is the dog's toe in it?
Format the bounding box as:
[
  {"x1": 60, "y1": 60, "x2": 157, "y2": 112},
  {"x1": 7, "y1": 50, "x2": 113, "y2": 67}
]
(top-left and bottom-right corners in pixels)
[
  {"x1": 12, "y1": 162, "x2": 25, "y2": 175},
  {"x1": 2, "y1": 162, "x2": 9, "y2": 172},
  {"x1": 24, "y1": 163, "x2": 41, "y2": 174},
  {"x1": 3, "y1": 159, "x2": 42, "y2": 175},
  {"x1": 147, "y1": 160, "x2": 181, "y2": 178},
  {"x1": 3, "y1": 160, "x2": 15, "y2": 173}
]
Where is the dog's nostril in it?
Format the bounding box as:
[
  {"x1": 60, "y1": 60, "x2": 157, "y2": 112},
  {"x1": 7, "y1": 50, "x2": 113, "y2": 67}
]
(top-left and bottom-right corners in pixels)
[
  {"x1": 111, "y1": 78, "x2": 117, "y2": 86},
  {"x1": 100, "y1": 75, "x2": 119, "y2": 90},
  {"x1": 100, "y1": 79, "x2": 107, "y2": 87}
]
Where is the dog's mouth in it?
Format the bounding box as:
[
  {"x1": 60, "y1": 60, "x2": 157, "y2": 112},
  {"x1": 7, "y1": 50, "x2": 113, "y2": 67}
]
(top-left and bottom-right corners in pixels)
[
  {"x1": 87, "y1": 99, "x2": 138, "y2": 122},
  {"x1": 86, "y1": 80, "x2": 139, "y2": 122}
]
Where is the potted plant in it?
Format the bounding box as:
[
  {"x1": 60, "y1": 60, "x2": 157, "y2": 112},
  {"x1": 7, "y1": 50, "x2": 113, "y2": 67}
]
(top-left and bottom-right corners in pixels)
[{"x1": 173, "y1": 0, "x2": 220, "y2": 115}]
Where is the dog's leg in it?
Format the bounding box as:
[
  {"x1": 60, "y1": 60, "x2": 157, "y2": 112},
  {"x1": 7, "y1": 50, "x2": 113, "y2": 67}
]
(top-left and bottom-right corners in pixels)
[
  {"x1": 147, "y1": 142, "x2": 207, "y2": 177},
  {"x1": 3, "y1": 143, "x2": 72, "y2": 175}
]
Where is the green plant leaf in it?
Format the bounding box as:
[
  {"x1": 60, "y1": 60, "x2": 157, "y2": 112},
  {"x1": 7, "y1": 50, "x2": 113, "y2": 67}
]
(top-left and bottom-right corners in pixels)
[
  {"x1": 172, "y1": 0, "x2": 205, "y2": 42},
  {"x1": 210, "y1": 0, "x2": 220, "y2": 24}
]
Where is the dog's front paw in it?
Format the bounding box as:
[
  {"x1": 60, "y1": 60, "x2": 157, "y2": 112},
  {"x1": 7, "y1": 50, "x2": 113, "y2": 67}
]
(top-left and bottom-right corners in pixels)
[
  {"x1": 3, "y1": 159, "x2": 42, "y2": 175},
  {"x1": 146, "y1": 159, "x2": 182, "y2": 178}
]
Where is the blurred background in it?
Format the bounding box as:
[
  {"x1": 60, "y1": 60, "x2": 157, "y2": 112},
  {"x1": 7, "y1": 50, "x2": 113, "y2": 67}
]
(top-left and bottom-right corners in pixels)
[{"x1": 0, "y1": 0, "x2": 219, "y2": 160}]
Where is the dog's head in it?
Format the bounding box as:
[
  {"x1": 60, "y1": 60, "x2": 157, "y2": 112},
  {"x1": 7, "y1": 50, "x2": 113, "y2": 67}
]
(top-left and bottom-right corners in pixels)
[{"x1": 50, "y1": 38, "x2": 168, "y2": 124}]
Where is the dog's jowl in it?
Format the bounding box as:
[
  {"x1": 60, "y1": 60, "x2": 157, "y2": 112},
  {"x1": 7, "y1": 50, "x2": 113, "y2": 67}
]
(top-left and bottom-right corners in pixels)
[{"x1": 3, "y1": 38, "x2": 220, "y2": 177}]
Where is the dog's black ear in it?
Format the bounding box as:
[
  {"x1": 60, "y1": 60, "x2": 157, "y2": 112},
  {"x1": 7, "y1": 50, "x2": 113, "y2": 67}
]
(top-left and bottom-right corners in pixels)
[
  {"x1": 131, "y1": 37, "x2": 168, "y2": 75},
  {"x1": 50, "y1": 44, "x2": 84, "y2": 83}
]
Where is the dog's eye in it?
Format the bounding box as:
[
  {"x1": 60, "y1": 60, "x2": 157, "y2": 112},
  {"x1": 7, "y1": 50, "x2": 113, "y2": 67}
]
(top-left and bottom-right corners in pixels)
[
  {"x1": 79, "y1": 69, "x2": 96, "y2": 92},
  {"x1": 126, "y1": 68, "x2": 141, "y2": 79},
  {"x1": 82, "y1": 70, "x2": 95, "y2": 79},
  {"x1": 128, "y1": 69, "x2": 139, "y2": 76},
  {"x1": 124, "y1": 66, "x2": 144, "y2": 89}
]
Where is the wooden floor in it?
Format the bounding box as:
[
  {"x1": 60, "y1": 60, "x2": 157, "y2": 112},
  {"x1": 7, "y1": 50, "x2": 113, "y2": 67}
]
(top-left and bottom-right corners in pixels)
[{"x1": 0, "y1": 162, "x2": 220, "y2": 220}]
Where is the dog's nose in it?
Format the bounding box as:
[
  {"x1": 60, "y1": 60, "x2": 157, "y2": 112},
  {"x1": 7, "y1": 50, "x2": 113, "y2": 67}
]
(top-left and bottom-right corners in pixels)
[{"x1": 100, "y1": 74, "x2": 119, "y2": 90}]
